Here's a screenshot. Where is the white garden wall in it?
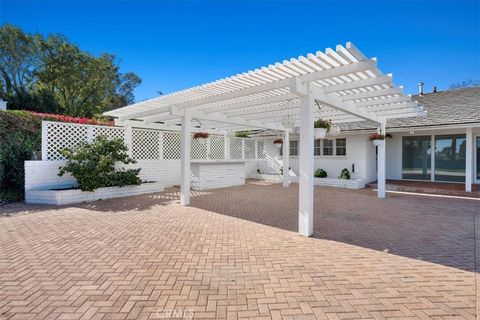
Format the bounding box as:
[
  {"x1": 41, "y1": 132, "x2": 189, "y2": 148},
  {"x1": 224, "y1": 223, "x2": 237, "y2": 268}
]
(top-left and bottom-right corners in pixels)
[{"x1": 25, "y1": 159, "x2": 260, "y2": 192}]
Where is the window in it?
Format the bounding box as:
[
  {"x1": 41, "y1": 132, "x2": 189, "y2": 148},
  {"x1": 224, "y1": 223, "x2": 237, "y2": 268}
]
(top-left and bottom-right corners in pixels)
[
  {"x1": 323, "y1": 139, "x2": 333, "y2": 156},
  {"x1": 290, "y1": 140, "x2": 298, "y2": 156},
  {"x1": 336, "y1": 138, "x2": 346, "y2": 156},
  {"x1": 402, "y1": 136, "x2": 431, "y2": 180},
  {"x1": 435, "y1": 134, "x2": 466, "y2": 182},
  {"x1": 314, "y1": 139, "x2": 322, "y2": 156},
  {"x1": 280, "y1": 140, "x2": 298, "y2": 156}
]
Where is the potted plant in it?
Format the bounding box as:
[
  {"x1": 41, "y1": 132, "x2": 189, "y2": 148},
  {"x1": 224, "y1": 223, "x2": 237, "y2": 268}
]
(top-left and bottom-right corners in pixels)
[
  {"x1": 193, "y1": 132, "x2": 209, "y2": 144},
  {"x1": 273, "y1": 138, "x2": 283, "y2": 148},
  {"x1": 314, "y1": 119, "x2": 331, "y2": 139},
  {"x1": 369, "y1": 133, "x2": 385, "y2": 146}
]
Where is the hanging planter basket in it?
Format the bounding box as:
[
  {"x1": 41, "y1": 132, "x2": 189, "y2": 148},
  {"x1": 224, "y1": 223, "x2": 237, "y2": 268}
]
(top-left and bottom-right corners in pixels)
[
  {"x1": 314, "y1": 128, "x2": 327, "y2": 139},
  {"x1": 273, "y1": 138, "x2": 283, "y2": 148},
  {"x1": 369, "y1": 133, "x2": 385, "y2": 146},
  {"x1": 193, "y1": 132, "x2": 209, "y2": 144},
  {"x1": 313, "y1": 119, "x2": 331, "y2": 139}
]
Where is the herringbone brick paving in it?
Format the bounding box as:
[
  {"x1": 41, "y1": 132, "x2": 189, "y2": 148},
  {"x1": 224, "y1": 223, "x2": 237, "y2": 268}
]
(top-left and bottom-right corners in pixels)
[{"x1": 0, "y1": 182, "x2": 477, "y2": 319}]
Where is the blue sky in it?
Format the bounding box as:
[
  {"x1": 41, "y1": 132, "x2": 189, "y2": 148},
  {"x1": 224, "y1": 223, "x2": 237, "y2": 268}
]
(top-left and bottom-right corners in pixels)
[{"x1": 1, "y1": 1, "x2": 479, "y2": 102}]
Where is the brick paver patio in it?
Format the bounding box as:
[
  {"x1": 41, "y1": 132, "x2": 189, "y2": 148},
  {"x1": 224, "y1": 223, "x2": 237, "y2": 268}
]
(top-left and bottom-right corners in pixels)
[{"x1": 0, "y1": 182, "x2": 478, "y2": 319}]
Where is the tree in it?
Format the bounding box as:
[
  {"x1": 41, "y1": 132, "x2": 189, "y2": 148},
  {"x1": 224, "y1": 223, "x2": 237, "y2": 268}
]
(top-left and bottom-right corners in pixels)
[
  {"x1": 0, "y1": 24, "x2": 141, "y2": 116},
  {"x1": 0, "y1": 24, "x2": 42, "y2": 108}
]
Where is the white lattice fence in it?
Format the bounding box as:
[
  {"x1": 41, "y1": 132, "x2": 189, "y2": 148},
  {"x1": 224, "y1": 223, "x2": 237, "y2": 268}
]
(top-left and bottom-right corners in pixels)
[
  {"x1": 42, "y1": 121, "x2": 265, "y2": 162},
  {"x1": 244, "y1": 139, "x2": 256, "y2": 159},
  {"x1": 229, "y1": 138, "x2": 243, "y2": 159},
  {"x1": 163, "y1": 131, "x2": 181, "y2": 159},
  {"x1": 256, "y1": 140, "x2": 266, "y2": 159},
  {"x1": 190, "y1": 138, "x2": 207, "y2": 159},
  {"x1": 210, "y1": 136, "x2": 225, "y2": 159},
  {"x1": 132, "y1": 129, "x2": 161, "y2": 160},
  {"x1": 43, "y1": 122, "x2": 89, "y2": 160}
]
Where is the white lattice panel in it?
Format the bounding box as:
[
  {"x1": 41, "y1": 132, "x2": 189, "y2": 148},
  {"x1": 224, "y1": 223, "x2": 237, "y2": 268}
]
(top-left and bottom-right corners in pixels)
[
  {"x1": 132, "y1": 129, "x2": 160, "y2": 160},
  {"x1": 163, "y1": 132, "x2": 181, "y2": 159},
  {"x1": 93, "y1": 126, "x2": 125, "y2": 140},
  {"x1": 210, "y1": 136, "x2": 225, "y2": 159},
  {"x1": 229, "y1": 138, "x2": 243, "y2": 159},
  {"x1": 256, "y1": 140, "x2": 266, "y2": 159},
  {"x1": 190, "y1": 138, "x2": 207, "y2": 159},
  {"x1": 45, "y1": 122, "x2": 88, "y2": 160},
  {"x1": 244, "y1": 139, "x2": 256, "y2": 159}
]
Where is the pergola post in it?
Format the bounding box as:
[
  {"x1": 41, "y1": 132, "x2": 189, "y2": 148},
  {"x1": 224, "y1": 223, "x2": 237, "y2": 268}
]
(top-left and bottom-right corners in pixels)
[
  {"x1": 180, "y1": 113, "x2": 191, "y2": 205},
  {"x1": 298, "y1": 84, "x2": 314, "y2": 237},
  {"x1": 465, "y1": 127, "x2": 473, "y2": 192},
  {"x1": 282, "y1": 130, "x2": 290, "y2": 187},
  {"x1": 377, "y1": 121, "x2": 386, "y2": 198}
]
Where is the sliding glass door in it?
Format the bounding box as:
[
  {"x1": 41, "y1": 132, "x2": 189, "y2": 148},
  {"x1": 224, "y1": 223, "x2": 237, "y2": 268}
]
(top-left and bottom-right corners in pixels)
[
  {"x1": 434, "y1": 134, "x2": 466, "y2": 182},
  {"x1": 402, "y1": 136, "x2": 431, "y2": 180}
]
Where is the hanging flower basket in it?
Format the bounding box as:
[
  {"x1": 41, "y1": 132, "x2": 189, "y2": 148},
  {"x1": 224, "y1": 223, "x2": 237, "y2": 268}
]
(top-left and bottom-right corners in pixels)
[
  {"x1": 314, "y1": 119, "x2": 331, "y2": 139},
  {"x1": 369, "y1": 133, "x2": 385, "y2": 146},
  {"x1": 273, "y1": 138, "x2": 283, "y2": 148},
  {"x1": 193, "y1": 132, "x2": 209, "y2": 144}
]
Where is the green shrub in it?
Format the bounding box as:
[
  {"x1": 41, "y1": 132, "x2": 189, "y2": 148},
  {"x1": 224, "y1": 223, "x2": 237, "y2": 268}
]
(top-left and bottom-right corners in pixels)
[
  {"x1": 58, "y1": 136, "x2": 141, "y2": 192},
  {"x1": 338, "y1": 168, "x2": 351, "y2": 180},
  {"x1": 314, "y1": 168, "x2": 327, "y2": 178},
  {"x1": 0, "y1": 111, "x2": 42, "y2": 200}
]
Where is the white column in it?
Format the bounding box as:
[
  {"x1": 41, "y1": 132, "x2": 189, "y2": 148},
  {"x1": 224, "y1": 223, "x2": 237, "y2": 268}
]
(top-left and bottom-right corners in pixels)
[
  {"x1": 41, "y1": 121, "x2": 48, "y2": 160},
  {"x1": 180, "y1": 114, "x2": 191, "y2": 205},
  {"x1": 124, "y1": 124, "x2": 133, "y2": 157},
  {"x1": 298, "y1": 85, "x2": 314, "y2": 237},
  {"x1": 431, "y1": 135, "x2": 435, "y2": 181},
  {"x1": 225, "y1": 135, "x2": 230, "y2": 160},
  {"x1": 87, "y1": 125, "x2": 94, "y2": 143},
  {"x1": 466, "y1": 127, "x2": 473, "y2": 192},
  {"x1": 282, "y1": 130, "x2": 290, "y2": 187},
  {"x1": 377, "y1": 122, "x2": 386, "y2": 198}
]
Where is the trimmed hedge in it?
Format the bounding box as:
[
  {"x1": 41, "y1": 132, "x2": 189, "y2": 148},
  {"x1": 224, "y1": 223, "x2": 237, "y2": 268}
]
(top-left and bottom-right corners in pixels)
[{"x1": 0, "y1": 110, "x2": 113, "y2": 202}]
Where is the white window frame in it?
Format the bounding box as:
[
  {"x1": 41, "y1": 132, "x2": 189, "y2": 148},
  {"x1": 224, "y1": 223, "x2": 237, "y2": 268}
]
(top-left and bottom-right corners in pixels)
[
  {"x1": 322, "y1": 139, "x2": 334, "y2": 156},
  {"x1": 335, "y1": 138, "x2": 347, "y2": 156}
]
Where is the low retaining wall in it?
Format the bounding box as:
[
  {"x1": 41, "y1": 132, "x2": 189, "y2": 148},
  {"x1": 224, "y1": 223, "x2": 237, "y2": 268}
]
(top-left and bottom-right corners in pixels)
[
  {"x1": 26, "y1": 182, "x2": 165, "y2": 205},
  {"x1": 290, "y1": 177, "x2": 365, "y2": 189}
]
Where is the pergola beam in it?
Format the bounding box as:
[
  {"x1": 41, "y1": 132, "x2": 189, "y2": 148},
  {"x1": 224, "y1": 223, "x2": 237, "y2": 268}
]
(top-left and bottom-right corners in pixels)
[
  {"x1": 169, "y1": 107, "x2": 283, "y2": 131},
  {"x1": 311, "y1": 84, "x2": 381, "y2": 123}
]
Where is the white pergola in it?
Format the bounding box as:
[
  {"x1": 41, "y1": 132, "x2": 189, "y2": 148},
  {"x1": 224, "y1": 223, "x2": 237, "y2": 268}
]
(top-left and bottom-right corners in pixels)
[{"x1": 105, "y1": 42, "x2": 425, "y2": 237}]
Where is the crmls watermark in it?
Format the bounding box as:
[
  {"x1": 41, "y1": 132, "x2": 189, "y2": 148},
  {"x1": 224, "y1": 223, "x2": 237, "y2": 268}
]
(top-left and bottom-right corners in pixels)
[{"x1": 155, "y1": 308, "x2": 195, "y2": 319}]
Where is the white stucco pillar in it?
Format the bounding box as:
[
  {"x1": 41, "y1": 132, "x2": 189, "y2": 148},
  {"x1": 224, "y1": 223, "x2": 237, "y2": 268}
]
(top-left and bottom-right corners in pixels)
[
  {"x1": 180, "y1": 114, "x2": 191, "y2": 205},
  {"x1": 465, "y1": 127, "x2": 473, "y2": 192},
  {"x1": 124, "y1": 124, "x2": 133, "y2": 157},
  {"x1": 298, "y1": 85, "x2": 314, "y2": 237},
  {"x1": 377, "y1": 122, "x2": 386, "y2": 199},
  {"x1": 282, "y1": 130, "x2": 290, "y2": 187}
]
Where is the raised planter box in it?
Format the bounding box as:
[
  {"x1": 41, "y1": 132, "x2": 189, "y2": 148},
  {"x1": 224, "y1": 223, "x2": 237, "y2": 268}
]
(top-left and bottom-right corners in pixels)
[
  {"x1": 291, "y1": 177, "x2": 365, "y2": 189},
  {"x1": 26, "y1": 182, "x2": 164, "y2": 205}
]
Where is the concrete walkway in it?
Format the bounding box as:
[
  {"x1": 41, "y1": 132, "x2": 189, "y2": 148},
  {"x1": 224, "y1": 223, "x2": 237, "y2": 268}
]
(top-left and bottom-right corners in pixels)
[{"x1": 0, "y1": 182, "x2": 478, "y2": 319}]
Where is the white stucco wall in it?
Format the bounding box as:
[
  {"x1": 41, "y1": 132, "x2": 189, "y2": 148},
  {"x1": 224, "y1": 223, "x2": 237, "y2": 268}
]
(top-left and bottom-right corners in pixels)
[
  {"x1": 25, "y1": 159, "x2": 260, "y2": 191},
  {"x1": 262, "y1": 134, "x2": 376, "y2": 182}
]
